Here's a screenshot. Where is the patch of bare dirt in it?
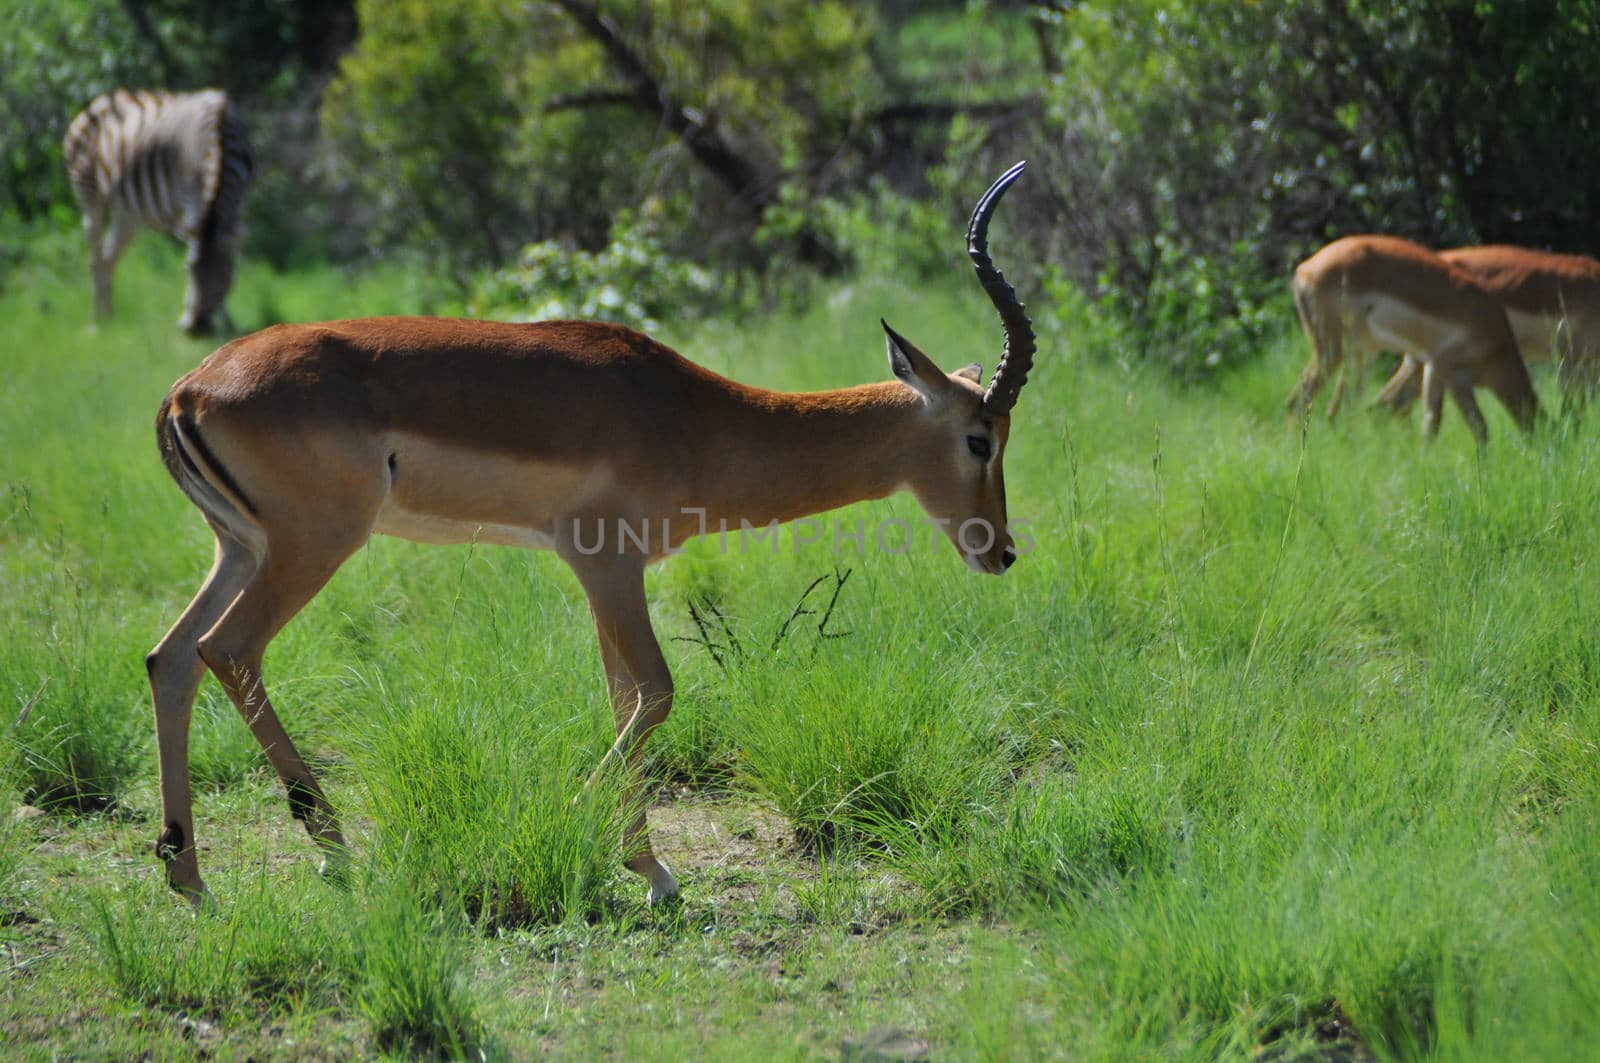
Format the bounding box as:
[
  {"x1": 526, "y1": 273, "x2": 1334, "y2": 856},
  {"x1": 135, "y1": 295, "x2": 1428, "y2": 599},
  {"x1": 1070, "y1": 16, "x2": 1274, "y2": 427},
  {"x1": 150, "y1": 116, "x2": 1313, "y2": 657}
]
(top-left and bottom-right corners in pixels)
[{"x1": 648, "y1": 792, "x2": 799, "y2": 884}]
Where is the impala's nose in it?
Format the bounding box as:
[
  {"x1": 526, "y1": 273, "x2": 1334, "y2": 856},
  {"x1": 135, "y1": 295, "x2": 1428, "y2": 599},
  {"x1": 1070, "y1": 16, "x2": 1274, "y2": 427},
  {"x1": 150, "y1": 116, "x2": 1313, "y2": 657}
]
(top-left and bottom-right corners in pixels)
[{"x1": 1001, "y1": 546, "x2": 1017, "y2": 571}]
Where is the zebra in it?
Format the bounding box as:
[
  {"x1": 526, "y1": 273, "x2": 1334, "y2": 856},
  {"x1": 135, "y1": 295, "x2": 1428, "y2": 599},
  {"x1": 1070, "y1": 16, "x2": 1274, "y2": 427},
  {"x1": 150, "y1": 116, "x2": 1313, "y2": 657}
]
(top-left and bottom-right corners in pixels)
[{"x1": 63, "y1": 88, "x2": 253, "y2": 335}]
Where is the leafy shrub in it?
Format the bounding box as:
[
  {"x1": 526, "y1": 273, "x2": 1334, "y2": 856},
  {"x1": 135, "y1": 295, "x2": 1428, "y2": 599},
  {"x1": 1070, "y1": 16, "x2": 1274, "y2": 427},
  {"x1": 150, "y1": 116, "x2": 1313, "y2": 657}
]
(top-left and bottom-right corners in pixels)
[
  {"x1": 469, "y1": 213, "x2": 722, "y2": 331},
  {"x1": 323, "y1": 0, "x2": 525, "y2": 272},
  {"x1": 324, "y1": 0, "x2": 874, "y2": 276},
  {"x1": 1024, "y1": 0, "x2": 1600, "y2": 374},
  {"x1": 1044, "y1": 240, "x2": 1290, "y2": 378},
  {"x1": 818, "y1": 183, "x2": 960, "y2": 284}
]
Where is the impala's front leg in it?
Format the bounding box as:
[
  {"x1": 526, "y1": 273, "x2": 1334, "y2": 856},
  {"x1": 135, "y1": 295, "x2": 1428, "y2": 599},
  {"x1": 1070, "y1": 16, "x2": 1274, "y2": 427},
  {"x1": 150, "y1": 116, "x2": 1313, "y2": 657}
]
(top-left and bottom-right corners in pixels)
[
  {"x1": 1421, "y1": 360, "x2": 1447, "y2": 439},
  {"x1": 567, "y1": 551, "x2": 679, "y2": 905}
]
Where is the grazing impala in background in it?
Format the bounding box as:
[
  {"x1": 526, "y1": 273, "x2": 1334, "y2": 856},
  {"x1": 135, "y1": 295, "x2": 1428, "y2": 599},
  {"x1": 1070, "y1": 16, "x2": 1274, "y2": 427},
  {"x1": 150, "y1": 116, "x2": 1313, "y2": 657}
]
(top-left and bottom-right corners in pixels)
[
  {"x1": 1284, "y1": 234, "x2": 1538, "y2": 443},
  {"x1": 1373, "y1": 245, "x2": 1600, "y2": 413},
  {"x1": 145, "y1": 164, "x2": 1037, "y2": 905},
  {"x1": 1440, "y1": 245, "x2": 1600, "y2": 396}
]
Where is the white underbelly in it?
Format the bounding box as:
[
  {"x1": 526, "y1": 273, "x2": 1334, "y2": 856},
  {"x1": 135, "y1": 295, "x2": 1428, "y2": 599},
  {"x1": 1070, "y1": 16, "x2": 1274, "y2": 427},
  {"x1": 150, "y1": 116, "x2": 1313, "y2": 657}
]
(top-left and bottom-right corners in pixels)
[
  {"x1": 371, "y1": 431, "x2": 616, "y2": 551},
  {"x1": 1363, "y1": 295, "x2": 1471, "y2": 358},
  {"x1": 372, "y1": 503, "x2": 557, "y2": 550}
]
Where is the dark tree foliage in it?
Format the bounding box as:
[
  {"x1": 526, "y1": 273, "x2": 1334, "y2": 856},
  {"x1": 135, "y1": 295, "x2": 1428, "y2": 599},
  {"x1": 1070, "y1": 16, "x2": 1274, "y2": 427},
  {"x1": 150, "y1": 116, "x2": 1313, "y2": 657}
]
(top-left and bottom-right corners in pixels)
[
  {"x1": 119, "y1": 0, "x2": 356, "y2": 97},
  {"x1": 0, "y1": 1, "x2": 153, "y2": 222}
]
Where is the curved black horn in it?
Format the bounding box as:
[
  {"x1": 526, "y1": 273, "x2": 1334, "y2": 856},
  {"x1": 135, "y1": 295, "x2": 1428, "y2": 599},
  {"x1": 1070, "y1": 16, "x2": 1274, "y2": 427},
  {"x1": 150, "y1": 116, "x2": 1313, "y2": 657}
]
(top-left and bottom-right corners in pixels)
[{"x1": 968, "y1": 161, "x2": 1035, "y2": 416}]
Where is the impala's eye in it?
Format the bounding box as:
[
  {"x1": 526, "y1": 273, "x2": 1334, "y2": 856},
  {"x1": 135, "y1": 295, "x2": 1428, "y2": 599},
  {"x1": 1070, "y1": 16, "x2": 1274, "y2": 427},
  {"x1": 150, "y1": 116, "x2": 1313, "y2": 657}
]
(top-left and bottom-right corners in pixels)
[{"x1": 967, "y1": 435, "x2": 992, "y2": 461}]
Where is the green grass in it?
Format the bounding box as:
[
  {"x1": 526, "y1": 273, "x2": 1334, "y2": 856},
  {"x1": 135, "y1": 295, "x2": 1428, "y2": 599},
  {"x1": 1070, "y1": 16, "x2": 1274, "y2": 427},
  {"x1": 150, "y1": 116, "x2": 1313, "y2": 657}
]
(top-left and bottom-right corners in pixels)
[{"x1": 2, "y1": 226, "x2": 1599, "y2": 1057}]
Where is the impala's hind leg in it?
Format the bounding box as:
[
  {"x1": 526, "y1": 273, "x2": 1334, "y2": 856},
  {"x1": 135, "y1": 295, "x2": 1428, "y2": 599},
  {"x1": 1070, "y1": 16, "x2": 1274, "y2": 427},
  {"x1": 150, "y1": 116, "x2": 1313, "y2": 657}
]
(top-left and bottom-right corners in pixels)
[
  {"x1": 197, "y1": 523, "x2": 372, "y2": 879},
  {"x1": 1372, "y1": 355, "x2": 1422, "y2": 416},
  {"x1": 1285, "y1": 358, "x2": 1326, "y2": 419},
  {"x1": 147, "y1": 533, "x2": 258, "y2": 900},
  {"x1": 1326, "y1": 359, "x2": 1353, "y2": 421},
  {"x1": 1287, "y1": 285, "x2": 1358, "y2": 424}
]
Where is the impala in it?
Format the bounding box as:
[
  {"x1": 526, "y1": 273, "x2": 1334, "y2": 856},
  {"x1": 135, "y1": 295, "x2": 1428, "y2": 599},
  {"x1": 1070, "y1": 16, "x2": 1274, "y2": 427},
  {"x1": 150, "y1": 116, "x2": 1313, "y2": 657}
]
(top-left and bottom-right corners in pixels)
[
  {"x1": 1284, "y1": 234, "x2": 1538, "y2": 442},
  {"x1": 1372, "y1": 245, "x2": 1600, "y2": 413},
  {"x1": 145, "y1": 163, "x2": 1037, "y2": 905},
  {"x1": 1440, "y1": 245, "x2": 1600, "y2": 396}
]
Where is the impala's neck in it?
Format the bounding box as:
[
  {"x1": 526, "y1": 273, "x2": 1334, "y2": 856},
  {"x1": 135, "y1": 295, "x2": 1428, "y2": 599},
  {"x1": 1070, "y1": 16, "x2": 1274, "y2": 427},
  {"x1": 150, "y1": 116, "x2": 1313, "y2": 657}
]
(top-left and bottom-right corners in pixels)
[{"x1": 694, "y1": 381, "x2": 925, "y2": 530}]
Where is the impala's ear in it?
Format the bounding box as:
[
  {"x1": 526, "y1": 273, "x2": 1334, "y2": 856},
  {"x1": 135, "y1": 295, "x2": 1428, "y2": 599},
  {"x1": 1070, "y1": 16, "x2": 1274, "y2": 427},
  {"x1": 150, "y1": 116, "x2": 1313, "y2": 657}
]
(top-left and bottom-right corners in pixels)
[
  {"x1": 882, "y1": 320, "x2": 949, "y2": 403},
  {"x1": 953, "y1": 362, "x2": 983, "y2": 384}
]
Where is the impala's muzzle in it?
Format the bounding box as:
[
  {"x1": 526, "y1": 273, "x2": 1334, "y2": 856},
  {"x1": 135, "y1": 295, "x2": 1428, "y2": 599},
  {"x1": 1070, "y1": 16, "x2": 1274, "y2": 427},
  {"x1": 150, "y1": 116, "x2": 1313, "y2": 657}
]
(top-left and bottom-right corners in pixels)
[
  {"x1": 966, "y1": 545, "x2": 1018, "y2": 575},
  {"x1": 957, "y1": 519, "x2": 1016, "y2": 575}
]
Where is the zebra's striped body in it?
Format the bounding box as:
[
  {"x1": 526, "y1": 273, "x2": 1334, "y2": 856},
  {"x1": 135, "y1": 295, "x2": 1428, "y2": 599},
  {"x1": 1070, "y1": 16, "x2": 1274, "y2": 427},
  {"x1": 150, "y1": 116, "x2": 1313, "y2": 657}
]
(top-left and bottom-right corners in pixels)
[{"x1": 63, "y1": 88, "x2": 252, "y2": 335}]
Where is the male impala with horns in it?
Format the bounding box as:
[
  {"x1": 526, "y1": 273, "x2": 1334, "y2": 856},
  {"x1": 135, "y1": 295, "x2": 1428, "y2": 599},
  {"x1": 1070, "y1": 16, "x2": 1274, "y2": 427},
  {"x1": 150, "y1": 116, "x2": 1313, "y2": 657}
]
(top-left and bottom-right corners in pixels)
[{"x1": 144, "y1": 163, "x2": 1039, "y2": 905}]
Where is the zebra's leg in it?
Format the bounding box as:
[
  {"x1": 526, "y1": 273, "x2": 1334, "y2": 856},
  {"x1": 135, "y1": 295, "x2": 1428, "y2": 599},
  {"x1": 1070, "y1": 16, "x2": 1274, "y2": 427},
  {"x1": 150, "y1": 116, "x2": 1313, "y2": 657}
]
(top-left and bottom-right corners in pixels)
[
  {"x1": 81, "y1": 205, "x2": 112, "y2": 324},
  {"x1": 97, "y1": 213, "x2": 138, "y2": 321}
]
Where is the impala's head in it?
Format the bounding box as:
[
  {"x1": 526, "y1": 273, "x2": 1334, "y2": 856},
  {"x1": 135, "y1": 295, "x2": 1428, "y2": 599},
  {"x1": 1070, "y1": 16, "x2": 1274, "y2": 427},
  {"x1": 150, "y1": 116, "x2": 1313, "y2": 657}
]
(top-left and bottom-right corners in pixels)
[{"x1": 882, "y1": 161, "x2": 1035, "y2": 575}]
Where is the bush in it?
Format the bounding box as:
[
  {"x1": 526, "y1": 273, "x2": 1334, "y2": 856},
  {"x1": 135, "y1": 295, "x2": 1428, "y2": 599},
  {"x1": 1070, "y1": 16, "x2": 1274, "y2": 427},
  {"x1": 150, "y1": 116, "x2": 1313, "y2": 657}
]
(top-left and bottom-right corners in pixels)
[
  {"x1": 322, "y1": 0, "x2": 524, "y2": 274},
  {"x1": 0, "y1": 0, "x2": 154, "y2": 223},
  {"x1": 323, "y1": 0, "x2": 874, "y2": 276},
  {"x1": 1043, "y1": 240, "x2": 1291, "y2": 378},
  {"x1": 469, "y1": 212, "x2": 722, "y2": 331}
]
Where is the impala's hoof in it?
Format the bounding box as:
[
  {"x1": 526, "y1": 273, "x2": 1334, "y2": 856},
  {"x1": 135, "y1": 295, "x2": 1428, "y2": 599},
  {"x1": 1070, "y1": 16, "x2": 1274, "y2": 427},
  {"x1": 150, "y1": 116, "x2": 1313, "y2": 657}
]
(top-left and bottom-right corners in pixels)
[
  {"x1": 646, "y1": 864, "x2": 679, "y2": 907},
  {"x1": 318, "y1": 847, "x2": 351, "y2": 889},
  {"x1": 172, "y1": 879, "x2": 215, "y2": 911}
]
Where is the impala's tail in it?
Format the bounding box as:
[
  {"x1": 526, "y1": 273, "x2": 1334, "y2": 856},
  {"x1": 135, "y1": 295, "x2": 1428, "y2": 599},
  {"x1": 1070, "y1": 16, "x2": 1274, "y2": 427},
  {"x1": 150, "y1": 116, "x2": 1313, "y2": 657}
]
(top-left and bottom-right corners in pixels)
[{"x1": 155, "y1": 391, "x2": 266, "y2": 553}]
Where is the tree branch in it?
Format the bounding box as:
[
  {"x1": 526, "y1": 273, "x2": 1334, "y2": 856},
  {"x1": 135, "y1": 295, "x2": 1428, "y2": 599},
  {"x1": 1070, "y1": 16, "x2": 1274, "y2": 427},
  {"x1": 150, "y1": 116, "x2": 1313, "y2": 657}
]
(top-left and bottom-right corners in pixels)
[
  {"x1": 541, "y1": 88, "x2": 645, "y2": 114},
  {"x1": 119, "y1": 0, "x2": 178, "y2": 84},
  {"x1": 547, "y1": 0, "x2": 844, "y2": 272},
  {"x1": 548, "y1": 0, "x2": 764, "y2": 201}
]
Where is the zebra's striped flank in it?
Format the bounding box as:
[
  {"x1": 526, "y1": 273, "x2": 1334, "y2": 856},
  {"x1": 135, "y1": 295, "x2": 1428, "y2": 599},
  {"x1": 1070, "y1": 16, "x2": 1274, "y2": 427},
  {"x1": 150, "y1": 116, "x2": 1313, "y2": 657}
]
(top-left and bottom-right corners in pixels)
[{"x1": 63, "y1": 88, "x2": 253, "y2": 335}]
